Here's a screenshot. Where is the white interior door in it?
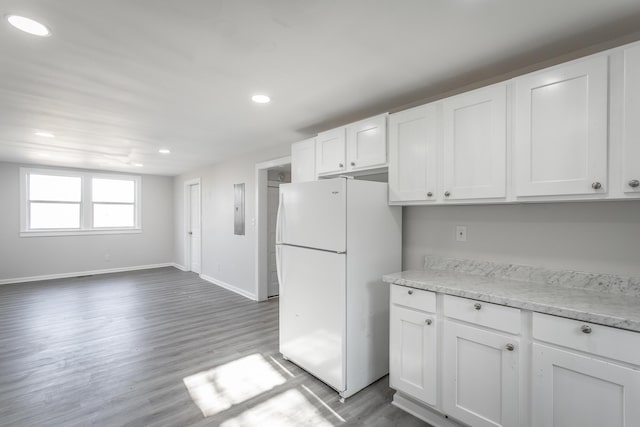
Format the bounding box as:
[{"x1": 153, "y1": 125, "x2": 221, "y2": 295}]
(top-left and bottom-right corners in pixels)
[
  {"x1": 189, "y1": 183, "x2": 201, "y2": 274},
  {"x1": 279, "y1": 245, "x2": 346, "y2": 391},
  {"x1": 267, "y1": 185, "x2": 280, "y2": 297}
]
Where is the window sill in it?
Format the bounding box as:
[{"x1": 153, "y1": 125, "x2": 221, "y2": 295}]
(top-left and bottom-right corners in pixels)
[{"x1": 20, "y1": 228, "x2": 142, "y2": 238}]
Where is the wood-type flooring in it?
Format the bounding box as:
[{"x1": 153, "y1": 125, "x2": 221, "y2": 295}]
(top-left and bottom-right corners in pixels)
[{"x1": 0, "y1": 267, "x2": 428, "y2": 426}]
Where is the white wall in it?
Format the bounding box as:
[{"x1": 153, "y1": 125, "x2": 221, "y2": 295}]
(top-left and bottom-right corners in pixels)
[
  {"x1": 0, "y1": 162, "x2": 174, "y2": 282},
  {"x1": 173, "y1": 143, "x2": 290, "y2": 298},
  {"x1": 403, "y1": 201, "x2": 640, "y2": 277}
]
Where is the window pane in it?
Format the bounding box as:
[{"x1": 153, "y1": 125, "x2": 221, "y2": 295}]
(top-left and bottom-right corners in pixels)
[
  {"x1": 92, "y1": 178, "x2": 134, "y2": 203},
  {"x1": 30, "y1": 203, "x2": 80, "y2": 229},
  {"x1": 29, "y1": 174, "x2": 81, "y2": 202},
  {"x1": 93, "y1": 204, "x2": 134, "y2": 227}
]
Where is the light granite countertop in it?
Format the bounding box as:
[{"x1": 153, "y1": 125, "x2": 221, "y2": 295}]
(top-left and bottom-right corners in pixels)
[{"x1": 383, "y1": 256, "x2": 640, "y2": 333}]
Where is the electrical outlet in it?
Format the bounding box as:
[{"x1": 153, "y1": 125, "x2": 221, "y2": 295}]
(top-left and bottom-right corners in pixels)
[
  {"x1": 104, "y1": 253, "x2": 111, "y2": 262},
  {"x1": 456, "y1": 226, "x2": 467, "y2": 242}
]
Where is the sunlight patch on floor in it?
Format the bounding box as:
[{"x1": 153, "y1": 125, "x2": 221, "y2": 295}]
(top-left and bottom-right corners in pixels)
[
  {"x1": 183, "y1": 353, "x2": 287, "y2": 417},
  {"x1": 220, "y1": 388, "x2": 335, "y2": 427}
]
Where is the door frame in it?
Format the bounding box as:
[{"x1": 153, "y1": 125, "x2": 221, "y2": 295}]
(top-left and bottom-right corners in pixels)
[
  {"x1": 184, "y1": 178, "x2": 202, "y2": 272},
  {"x1": 255, "y1": 156, "x2": 291, "y2": 301}
]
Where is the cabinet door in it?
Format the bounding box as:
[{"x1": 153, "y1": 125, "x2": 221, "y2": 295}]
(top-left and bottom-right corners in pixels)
[
  {"x1": 346, "y1": 114, "x2": 387, "y2": 171},
  {"x1": 514, "y1": 55, "x2": 608, "y2": 197},
  {"x1": 389, "y1": 305, "x2": 437, "y2": 406},
  {"x1": 388, "y1": 104, "x2": 438, "y2": 203},
  {"x1": 532, "y1": 343, "x2": 640, "y2": 427},
  {"x1": 622, "y1": 44, "x2": 640, "y2": 195},
  {"x1": 442, "y1": 321, "x2": 519, "y2": 427},
  {"x1": 442, "y1": 84, "x2": 507, "y2": 201},
  {"x1": 291, "y1": 138, "x2": 316, "y2": 183},
  {"x1": 316, "y1": 128, "x2": 346, "y2": 175}
]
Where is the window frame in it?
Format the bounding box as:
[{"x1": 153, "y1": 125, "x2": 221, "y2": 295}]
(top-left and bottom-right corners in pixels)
[{"x1": 20, "y1": 167, "x2": 142, "y2": 237}]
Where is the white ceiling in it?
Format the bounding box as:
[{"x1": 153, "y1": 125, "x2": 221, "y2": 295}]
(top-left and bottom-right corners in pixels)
[{"x1": 2, "y1": 0, "x2": 640, "y2": 176}]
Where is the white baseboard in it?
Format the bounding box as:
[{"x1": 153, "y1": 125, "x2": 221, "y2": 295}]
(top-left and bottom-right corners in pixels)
[
  {"x1": 0, "y1": 263, "x2": 176, "y2": 286},
  {"x1": 200, "y1": 273, "x2": 257, "y2": 301},
  {"x1": 392, "y1": 393, "x2": 464, "y2": 427},
  {"x1": 172, "y1": 263, "x2": 188, "y2": 271}
]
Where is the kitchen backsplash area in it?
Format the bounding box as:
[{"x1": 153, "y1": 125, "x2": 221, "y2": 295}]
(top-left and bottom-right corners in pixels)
[{"x1": 402, "y1": 200, "x2": 640, "y2": 278}]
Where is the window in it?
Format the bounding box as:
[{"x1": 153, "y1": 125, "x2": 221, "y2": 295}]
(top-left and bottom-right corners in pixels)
[{"x1": 21, "y1": 168, "x2": 141, "y2": 236}]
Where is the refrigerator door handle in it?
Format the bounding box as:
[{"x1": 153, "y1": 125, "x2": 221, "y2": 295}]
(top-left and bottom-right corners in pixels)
[
  {"x1": 275, "y1": 244, "x2": 283, "y2": 293},
  {"x1": 275, "y1": 192, "x2": 284, "y2": 244}
]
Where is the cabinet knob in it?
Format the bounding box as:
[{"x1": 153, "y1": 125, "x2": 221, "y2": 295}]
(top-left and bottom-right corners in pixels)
[
  {"x1": 444, "y1": 191, "x2": 451, "y2": 197},
  {"x1": 474, "y1": 303, "x2": 482, "y2": 311},
  {"x1": 581, "y1": 325, "x2": 592, "y2": 334},
  {"x1": 427, "y1": 192, "x2": 433, "y2": 197},
  {"x1": 408, "y1": 290, "x2": 413, "y2": 295},
  {"x1": 505, "y1": 343, "x2": 515, "y2": 351},
  {"x1": 350, "y1": 161, "x2": 356, "y2": 167},
  {"x1": 425, "y1": 318, "x2": 433, "y2": 325},
  {"x1": 591, "y1": 182, "x2": 602, "y2": 190},
  {"x1": 629, "y1": 179, "x2": 640, "y2": 188},
  {"x1": 339, "y1": 163, "x2": 344, "y2": 168}
]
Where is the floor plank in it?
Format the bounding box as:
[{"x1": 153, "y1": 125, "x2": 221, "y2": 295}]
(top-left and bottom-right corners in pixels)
[{"x1": 0, "y1": 268, "x2": 429, "y2": 426}]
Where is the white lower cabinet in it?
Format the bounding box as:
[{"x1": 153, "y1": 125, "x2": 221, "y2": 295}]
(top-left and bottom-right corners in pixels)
[
  {"x1": 390, "y1": 304, "x2": 437, "y2": 405},
  {"x1": 532, "y1": 343, "x2": 640, "y2": 427},
  {"x1": 531, "y1": 312, "x2": 640, "y2": 427},
  {"x1": 390, "y1": 287, "x2": 640, "y2": 427},
  {"x1": 442, "y1": 310, "x2": 520, "y2": 427}
]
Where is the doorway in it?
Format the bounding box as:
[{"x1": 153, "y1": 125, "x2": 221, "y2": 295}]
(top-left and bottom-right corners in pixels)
[
  {"x1": 255, "y1": 156, "x2": 291, "y2": 301},
  {"x1": 184, "y1": 178, "x2": 201, "y2": 274},
  {"x1": 266, "y1": 167, "x2": 291, "y2": 297}
]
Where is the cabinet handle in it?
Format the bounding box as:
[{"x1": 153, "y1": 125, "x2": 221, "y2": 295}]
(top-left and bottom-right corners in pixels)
[
  {"x1": 408, "y1": 290, "x2": 413, "y2": 295},
  {"x1": 505, "y1": 343, "x2": 515, "y2": 351},
  {"x1": 427, "y1": 192, "x2": 433, "y2": 197},
  {"x1": 350, "y1": 161, "x2": 356, "y2": 167},
  {"x1": 581, "y1": 325, "x2": 592, "y2": 334},
  {"x1": 444, "y1": 191, "x2": 451, "y2": 197},
  {"x1": 425, "y1": 318, "x2": 433, "y2": 325},
  {"x1": 339, "y1": 163, "x2": 344, "y2": 168},
  {"x1": 629, "y1": 179, "x2": 640, "y2": 188},
  {"x1": 591, "y1": 182, "x2": 602, "y2": 190},
  {"x1": 474, "y1": 303, "x2": 482, "y2": 310}
]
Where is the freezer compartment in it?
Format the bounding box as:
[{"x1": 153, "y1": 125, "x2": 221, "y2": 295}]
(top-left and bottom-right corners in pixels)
[
  {"x1": 278, "y1": 244, "x2": 346, "y2": 391},
  {"x1": 278, "y1": 178, "x2": 346, "y2": 253}
]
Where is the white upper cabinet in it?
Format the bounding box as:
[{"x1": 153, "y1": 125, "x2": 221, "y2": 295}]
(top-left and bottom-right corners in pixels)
[
  {"x1": 388, "y1": 104, "x2": 438, "y2": 203},
  {"x1": 315, "y1": 128, "x2": 346, "y2": 175},
  {"x1": 514, "y1": 55, "x2": 609, "y2": 197},
  {"x1": 315, "y1": 114, "x2": 388, "y2": 177},
  {"x1": 346, "y1": 114, "x2": 388, "y2": 172},
  {"x1": 291, "y1": 138, "x2": 316, "y2": 183},
  {"x1": 442, "y1": 84, "x2": 507, "y2": 200},
  {"x1": 622, "y1": 43, "x2": 640, "y2": 196}
]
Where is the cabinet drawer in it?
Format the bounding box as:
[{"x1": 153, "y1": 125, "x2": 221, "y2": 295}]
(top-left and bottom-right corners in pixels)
[
  {"x1": 443, "y1": 295, "x2": 521, "y2": 334},
  {"x1": 533, "y1": 312, "x2": 640, "y2": 366},
  {"x1": 391, "y1": 285, "x2": 436, "y2": 313}
]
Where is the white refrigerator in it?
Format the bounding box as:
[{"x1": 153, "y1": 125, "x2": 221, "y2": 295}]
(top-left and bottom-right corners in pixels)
[{"x1": 276, "y1": 177, "x2": 401, "y2": 399}]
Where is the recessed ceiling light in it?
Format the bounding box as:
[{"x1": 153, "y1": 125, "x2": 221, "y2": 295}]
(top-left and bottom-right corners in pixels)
[
  {"x1": 6, "y1": 15, "x2": 51, "y2": 37},
  {"x1": 132, "y1": 163, "x2": 144, "y2": 167},
  {"x1": 158, "y1": 149, "x2": 171, "y2": 154},
  {"x1": 251, "y1": 94, "x2": 271, "y2": 104},
  {"x1": 34, "y1": 131, "x2": 55, "y2": 138}
]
